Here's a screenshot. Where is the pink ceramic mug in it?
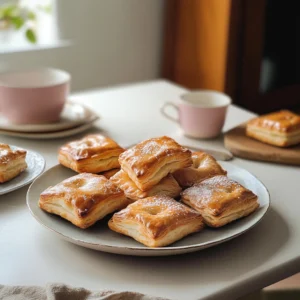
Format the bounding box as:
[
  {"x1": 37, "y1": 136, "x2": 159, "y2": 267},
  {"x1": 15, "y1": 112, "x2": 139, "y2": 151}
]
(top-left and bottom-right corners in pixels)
[
  {"x1": 161, "y1": 90, "x2": 231, "y2": 138},
  {"x1": 0, "y1": 68, "x2": 70, "y2": 124}
]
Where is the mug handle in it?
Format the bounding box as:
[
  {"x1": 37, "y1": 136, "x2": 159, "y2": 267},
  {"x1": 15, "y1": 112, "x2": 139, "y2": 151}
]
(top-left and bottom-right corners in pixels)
[{"x1": 160, "y1": 102, "x2": 179, "y2": 123}]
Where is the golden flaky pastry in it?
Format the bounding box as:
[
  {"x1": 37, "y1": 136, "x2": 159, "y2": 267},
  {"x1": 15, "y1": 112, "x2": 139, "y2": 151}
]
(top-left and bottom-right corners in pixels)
[
  {"x1": 110, "y1": 170, "x2": 182, "y2": 201},
  {"x1": 118, "y1": 136, "x2": 192, "y2": 191},
  {"x1": 246, "y1": 110, "x2": 300, "y2": 147},
  {"x1": 0, "y1": 144, "x2": 27, "y2": 183},
  {"x1": 39, "y1": 173, "x2": 129, "y2": 229},
  {"x1": 100, "y1": 168, "x2": 120, "y2": 179},
  {"x1": 181, "y1": 175, "x2": 259, "y2": 228},
  {"x1": 58, "y1": 134, "x2": 124, "y2": 173},
  {"x1": 108, "y1": 195, "x2": 204, "y2": 247},
  {"x1": 173, "y1": 151, "x2": 227, "y2": 188}
]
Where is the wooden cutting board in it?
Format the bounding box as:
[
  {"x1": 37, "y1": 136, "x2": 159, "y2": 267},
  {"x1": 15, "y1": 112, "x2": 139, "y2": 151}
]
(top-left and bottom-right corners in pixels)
[{"x1": 224, "y1": 123, "x2": 300, "y2": 166}]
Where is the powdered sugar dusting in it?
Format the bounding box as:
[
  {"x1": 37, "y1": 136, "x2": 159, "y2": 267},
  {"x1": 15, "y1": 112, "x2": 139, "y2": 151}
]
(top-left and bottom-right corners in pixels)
[
  {"x1": 0, "y1": 149, "x2": 10, "y2": 164},
  {"x1": 181, "y1": 175, "x2": 252, "y2": 210},
  {"x1": 61, "y1": 134, "x2": 121, "y2": 160},
  {"x1": 0, "y1": 143, "x2": 26, "y2": 164},
  {"x1": 116, "y1": 195, "x2": 201, "y2": 236},
  {"x1": 251, "y1": 110, "x2": 300, "y2": 132},
  {"x1": 120, "y1": 136, "x2": 191, "y2": 176},
  {"x1": 42, "y1": 173, "x2": 123, "y2": 215}
]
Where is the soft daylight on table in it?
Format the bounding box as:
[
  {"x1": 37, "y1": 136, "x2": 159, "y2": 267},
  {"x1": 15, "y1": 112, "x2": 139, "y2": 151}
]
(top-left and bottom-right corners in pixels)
[{"x1": 0, "y1": 1, "x2": 299, "y2": 300}]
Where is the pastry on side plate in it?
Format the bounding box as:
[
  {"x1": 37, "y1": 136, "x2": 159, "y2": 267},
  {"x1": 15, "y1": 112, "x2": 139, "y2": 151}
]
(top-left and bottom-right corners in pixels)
[
  {"x1": 108, "y1": 195, "x2": 204, "y2": 247},
  {"x1": 181, "y1": 175, "x2": 259, "y2": 228},
  {"x1": 100, "y1": 168, "x2": 120, "y2": 179},
  {"x1": 0, "y1": 144, "x2": 27, "y2": 183},
  {"x1": 58, "y1": 134, "x2": 124, "y2": 173},
  {"x1": 110, "y1": 170, "x2": 182, "y2": 201},
  {"x1": 173, "y1": 151, "x2": 227, "y2": 188},
  {"x1": 39, "y1": 173, "x2": 129, "y2": 229},
  {"x1": 119, "y1": 136, "x2": 192, "y2": 191},
  {"x1": 246, "y1": 110, "x2": 300, "y2": 147}
]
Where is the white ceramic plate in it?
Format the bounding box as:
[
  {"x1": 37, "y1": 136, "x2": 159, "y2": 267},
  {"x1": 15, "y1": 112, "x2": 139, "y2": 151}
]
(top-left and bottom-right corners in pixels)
[
  {"x1": 0, "y1": 146, "x2": 45, "y2": 195},
  {"x1": 27, "y1": 162, "x2": 270, "y2": 256},
  {"x1": 0, "y1": 117, "x2": 99, "y2": 139},
  {"x1": 0, "y1": 102, "x2": 98, "y2": 133}
]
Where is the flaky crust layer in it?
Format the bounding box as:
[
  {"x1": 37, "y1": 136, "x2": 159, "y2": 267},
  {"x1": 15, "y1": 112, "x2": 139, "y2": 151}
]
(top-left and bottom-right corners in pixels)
[
  {"x1": 58, "y1": 134, "x2": 124, "y2": 173},
  {"x1": 181, "y1": 175, "x2": 259, "y2": 227},
  {"x1": 110, "y1": 170, "x2": 182, "y2": 201},
  {"x1": 246, "y1": 126, "x2": 300, "y2": 147},
  {"x1": 39, "y1": 173, "x2": 129, "y2": 229},
  {"x1": 247, "y1": 110, "x2": 300, "y2": 133},
  {"x1": 119, "y1": 136, "x2": 192, "y2": 191},
  {"x1": 100, "y1": 168, "x2": 120, "y2": 179},
  {"x1": 173, "y1": 151, "x2": 227, "y2": 187},
  {"x1": 108, "y1": 195, "x2": 204, "y2": 247},
  {"x1": 0, "y1": 144, "x2": 27, "y2": 183},
  {"x1": 201, "y1": 202, "x2": 259, "y2": 227}
]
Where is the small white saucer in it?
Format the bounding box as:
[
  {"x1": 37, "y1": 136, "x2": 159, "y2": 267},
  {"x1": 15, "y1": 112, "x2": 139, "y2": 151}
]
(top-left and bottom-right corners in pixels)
[
  {"x1": 0, "y1": 116, "x2": 99, "y2": 139},
  {"x1": 0, "y1": 102, "x2": 97, "y2": 133}
]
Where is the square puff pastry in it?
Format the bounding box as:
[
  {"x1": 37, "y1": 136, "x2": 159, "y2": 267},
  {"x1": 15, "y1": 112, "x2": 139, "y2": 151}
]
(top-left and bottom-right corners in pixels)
[
  {"x1": 110, "y1": 170, "x2": 182, "y2": 201},
  {"x1": 181, "y1": 175, "x2": 259, "y2": 228},
  {"x1": 119, "y1": 136, "x2": 192, "y2": 191},
  {"x1": 58, "y1": 134, "x2": 124, "y2": 173},
  {"x1": 39, "y1": 173, "x2": 129, "y2": 229},
  {"x1": 173, "y1": 151, "x2": 227, "y2": 188},
  {"x1": 108, "y1": 195, "x2": 204, "y2": 247},
  {"x1": 246, "y1": 110, "x2": 300, "y2": 147},
  {"x1": 0, "y1": 144, "x2": 27, "y2": 183}
]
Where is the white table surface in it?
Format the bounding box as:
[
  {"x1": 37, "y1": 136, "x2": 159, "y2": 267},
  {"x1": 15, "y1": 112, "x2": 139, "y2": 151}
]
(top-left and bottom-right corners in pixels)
[{"x1": 0, "y1": 80, "x2": 299, "y2": 300}]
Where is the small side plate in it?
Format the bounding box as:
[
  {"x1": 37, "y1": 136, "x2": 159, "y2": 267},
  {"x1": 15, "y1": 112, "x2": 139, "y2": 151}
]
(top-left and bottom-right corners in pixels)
[
  {"x1": 0, "y1": 117, "x2": 99, "y2": 139},
  {"x1": 0, "y1": 146, "x2": 45, "y2": 195},
  {"x1": 0, "y1": 102, "x2": 98, "y2": 133}
]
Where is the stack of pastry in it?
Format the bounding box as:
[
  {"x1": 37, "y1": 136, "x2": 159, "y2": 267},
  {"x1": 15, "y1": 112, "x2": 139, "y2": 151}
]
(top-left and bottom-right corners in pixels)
[
  {"x1": 110, "y1": 136, "x2": 190, "y2": 201},
  {"x1": 39, "y1": 134, "x2": 259, "y2": 248},
  {"x1": 40, "y1": 134, "x2": 129, "y2": 229},
  {"x1": 109, "y1": 137, "x2": 257, "y2": 245},
  {"x1": 109, "y1": 136, "x2": 206, "y2": 247}
]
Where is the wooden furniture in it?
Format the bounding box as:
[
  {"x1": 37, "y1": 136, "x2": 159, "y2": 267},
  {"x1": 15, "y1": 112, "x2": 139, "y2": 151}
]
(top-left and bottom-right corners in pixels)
[
  {"x1": 163, "y1": 0, "x2": 300, "y2": 114},
  {"x1": 226, "y1": 0, "x2": 300, "y2": 114},
  {"x1": 0, "y1": 81, "x2": 299, "y2": 300}
]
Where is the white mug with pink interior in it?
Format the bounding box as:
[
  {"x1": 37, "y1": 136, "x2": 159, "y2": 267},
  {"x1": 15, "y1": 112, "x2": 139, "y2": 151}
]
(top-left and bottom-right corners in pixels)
[{"x1": 161, "y1": 90, "x2": 231, "y2": 138}]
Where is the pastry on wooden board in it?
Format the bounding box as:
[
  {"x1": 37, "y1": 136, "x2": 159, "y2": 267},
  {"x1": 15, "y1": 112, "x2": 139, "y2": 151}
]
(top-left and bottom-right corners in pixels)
[
  {"x1": 118, "y1": 136, "x2": 192, "y2": 191},
  {"x1": 173, "y1": 151, "x2": 227, "y2": 188},
  {"x1": 246, "y1": 110, "x2": 300, "y2": 147},
  {"x1": 39, "y1": 173, "x2": 129, "y2": 229},
  {"x1": 110, "y1": 170, "x2": 182, "y2": 201},
  {"x1": 181, "y1": 175, "x2": 259, "y2": 228},
  {"x1": 0, "y1": 144, "x2": 27, "y2": 183},
  {"x1": 58, "y1": 134, "x2": 124, "y2": 173},
  {"x1": 108, "y1": 195, "x2": 204, "y2": 247}
]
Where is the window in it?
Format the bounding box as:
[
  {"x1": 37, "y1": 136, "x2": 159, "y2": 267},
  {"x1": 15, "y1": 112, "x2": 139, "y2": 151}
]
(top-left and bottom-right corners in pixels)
[{"x1": 0, "y1": 0, "x2": 58, "y2": 50}]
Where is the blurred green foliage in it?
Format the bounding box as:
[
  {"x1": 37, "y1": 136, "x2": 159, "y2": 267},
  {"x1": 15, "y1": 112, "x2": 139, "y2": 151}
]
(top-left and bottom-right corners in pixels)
[{"x1": 0, "y1": 2, "x2": 51, "y2": 44}]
